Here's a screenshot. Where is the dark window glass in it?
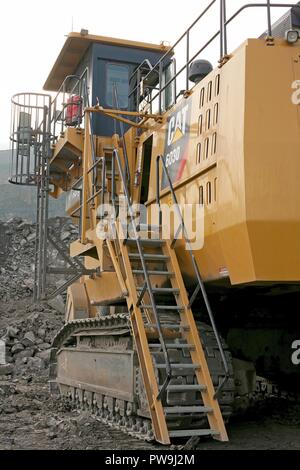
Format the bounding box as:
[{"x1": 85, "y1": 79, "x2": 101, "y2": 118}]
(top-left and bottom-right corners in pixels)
[{"x1": 106, "y1": 63, "x2": 129, "y2": 108}]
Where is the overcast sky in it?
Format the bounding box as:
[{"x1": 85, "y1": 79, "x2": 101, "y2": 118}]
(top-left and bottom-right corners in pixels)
[{"x1": 0, "y1": 0, "x2": 294, "y2": 149}]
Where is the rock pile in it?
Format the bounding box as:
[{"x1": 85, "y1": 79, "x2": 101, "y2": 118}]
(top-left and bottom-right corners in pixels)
[
  {"x1": 0, "y1": 217, "x2": 78, "y2": 303},
  {"x1": 0, "y1": 303, "x2": 63, "y2": 378},
  {"x1": 0, "y1": 216, "x2": 78, "y2": 377}
]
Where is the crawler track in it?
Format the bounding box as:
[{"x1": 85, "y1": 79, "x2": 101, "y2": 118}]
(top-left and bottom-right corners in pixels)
[{"x1": 50, "y1": 314, "x2": 235, "y2": 442}]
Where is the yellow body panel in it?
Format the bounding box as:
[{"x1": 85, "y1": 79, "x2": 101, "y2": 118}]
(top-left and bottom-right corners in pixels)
[
  {"x1": 139, "y1": 38, "x2": 300, "y2": 286},
  {"x1": 49, "y1": 38, "x2": 300, "y2": 289}
]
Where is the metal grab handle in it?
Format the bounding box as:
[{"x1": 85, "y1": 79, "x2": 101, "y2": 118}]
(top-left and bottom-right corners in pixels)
[{"x1": 156, "y1": 155, "x2": 230, "y2": 397}]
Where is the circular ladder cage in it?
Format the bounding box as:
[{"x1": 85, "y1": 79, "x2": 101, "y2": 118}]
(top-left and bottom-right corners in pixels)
[{"x1": 10, "y1": 93, "x2": 52, "y2": 186}]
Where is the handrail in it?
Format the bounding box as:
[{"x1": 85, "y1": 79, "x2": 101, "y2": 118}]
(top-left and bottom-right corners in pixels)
[
  {"x1": 132, "y1": 1, "x2": 299, "y2": 114},
  {"x1": 50, "y1": 68, "x2": 89, "y2": 138},
  {"x1": 111, "y1": 148, "x2": 172, "y2": 401},
  {"x1": 69, "y1": 157, "x2": 106, "y2": 218},
  {"x1": 129, "y1": 0, "x2": 217, "y2": 104},
  {"x1": 156, "y1": 154, "x2": 230, "y2": 397},
  {"x1": 113, "y1": 85, "x2": 131, "y2": 186}
]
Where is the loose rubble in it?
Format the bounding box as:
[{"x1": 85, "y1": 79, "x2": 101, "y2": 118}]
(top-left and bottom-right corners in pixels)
[
  {"x1": 0, "y1": 216, "x2": 78, "y2": 303},
  {"x1": 0, "y1": 303, "x2": 62, "y2": 378}
]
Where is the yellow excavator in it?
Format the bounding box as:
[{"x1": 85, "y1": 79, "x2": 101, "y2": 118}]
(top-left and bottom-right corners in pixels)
[{"x1": 9, "y1": 1, "x2": 300, "y2": 445}]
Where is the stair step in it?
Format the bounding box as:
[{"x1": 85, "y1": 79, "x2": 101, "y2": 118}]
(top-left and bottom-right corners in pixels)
[
  {"x1": 164, "y1": 406, "x2": 212, "y2": 414},
  {"x1": 129, "y1": 253, "x2": 169, "y2": 261},
  {"x1": 141, "y1": 305, "x2": 184, "y2": 311},
  {"x1": 169, "y1": 429, "x2": 219, "y2": 438},
  {"x1": 149, "y1": 343, "x2": 195, "y2": 350},
  {"x1": 165, "y1": 384, "x2": 206, "y2": 392},
  {"x1": 126, "y1": 239, "x2": 165, "y2": 247},
  {"x1": 156, "y1": 363, "x2": 199, "y2": 370},
  {"x1": 137, "y1": 224, "x2": 161, "y2": 232},
  {"x1": 136, "y1": 287, "x2": 180, "y2": 295},
  {"x1": 146, "y1": 323, "x2": 188, "y2": 330},
  {"x1": 133, "y1": 270, "x2": 174, "y2": 277}
]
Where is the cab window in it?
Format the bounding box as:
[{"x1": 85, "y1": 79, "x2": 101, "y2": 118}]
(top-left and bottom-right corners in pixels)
[{"x1": 106, "y1": 63, "x2": 129, "y2": 108}]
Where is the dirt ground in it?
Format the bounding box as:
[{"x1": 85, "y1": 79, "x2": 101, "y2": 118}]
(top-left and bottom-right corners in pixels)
[
  {"x1": 0, "y1": 376, "x2": 299, "y2": 450},
  {"x1": 0, "y1": 299, "x2": 300, "y2": 451}
]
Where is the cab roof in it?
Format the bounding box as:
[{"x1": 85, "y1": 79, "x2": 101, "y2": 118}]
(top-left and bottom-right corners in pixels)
[{"x1": 43, "y1": 32, "x2": 169, "y2": 91}]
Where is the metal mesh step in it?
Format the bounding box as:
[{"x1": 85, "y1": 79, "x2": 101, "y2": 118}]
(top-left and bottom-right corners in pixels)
[
  {"x1": 169, "y1": 429, "x2": 219, "y2": 438},
  {"x1": 149, "y1": 343, "x2": 195, "y2": 350},
  {"x1": 165, "y1": 384, "x2": 206, "y2": 392},
  {"x1": 137, "y1": 287, "x2": 179, "y2": 294},
  {"x1": 146, "y1": 323, "x2": 188, "y2": 329},
  {"x1": 129, "y1": 253, "x2": 169, "y2": 261},
  {"x1": 164, "y1": 406, "x2": 212, "y2": 414},
  {"x1": 132, "y1": 270, "x2": 174, "y2": 277},
  {"x1": 141, "y1": 305, "x2": 184, "y2": 311},
  {"x1": 156, "y1": 363, "x2": 199, "y2": 370},
  {"x1": 126, "y1": 239, "x2": 165, "y2": 247}
]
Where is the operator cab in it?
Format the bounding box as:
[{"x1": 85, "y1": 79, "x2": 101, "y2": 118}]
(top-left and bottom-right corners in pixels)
[{"x1": 43, "y1": 31, "x2": 171, "y2": 137}]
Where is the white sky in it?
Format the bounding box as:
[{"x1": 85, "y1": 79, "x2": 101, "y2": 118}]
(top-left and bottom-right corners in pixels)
[{"x1": 0, "y1": 0, "x2": 294, "y2": 149}]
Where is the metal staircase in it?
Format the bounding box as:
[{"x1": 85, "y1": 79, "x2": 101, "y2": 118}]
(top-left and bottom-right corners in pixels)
[{"x1": 108, "y1": 149, "x2": 229, "y2": 444}]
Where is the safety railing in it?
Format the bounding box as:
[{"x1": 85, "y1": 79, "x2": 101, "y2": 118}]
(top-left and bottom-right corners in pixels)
[
  {"x1": 50, "y1": 68, "x2": 89, "y2": 139},
  {"x1": 9, "y1": 93, "x2": 52, "y2": 185},
  {"x1": 156, "y1": 154, "x2": 230, "y2": 396},
  {"x1": 69, "y1": 157, "x2": 106, "y2": 223},
  {"x1": 131, "y1": 1, "x2": 300, "y2": 115}
]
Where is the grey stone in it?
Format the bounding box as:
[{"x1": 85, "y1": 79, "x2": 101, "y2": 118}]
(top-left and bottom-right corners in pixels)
[
  {"x1": 0, "y1": 364, "x2": 13, "y2": 375},
  {"x1": 11, "y1": 343, "x2": 24, "y2": 354},
  {"x1": 0, "y1": 382, "x2": 16, "y2": 396},
  {"x1": 46, "y1": 416, "x2": 60, "y2": 428},
  {"x1": 14, "y1": 349, "x2": 34, "y2": 359},
  {"x1": 36, "y1": 349, "x2": 51, "y2": 365},
  {"x1": 15, "y1": 357, "x2": 28, "y2": 367},
  {"x1": 61, "y1": 231, "x2": 71, "y2": 241},
  {"x1": 22, "y1": 331, "x2": 35, "y2": 347},
  {"x1": 47, "y1": 296, "x2": 65, "y2": 314},
  {"x1": 6, "y1": 326, "x2": 19, "y2": 338},
  {"x1": 27, "y1": 357, "x2": 44, "y2": 370},
  {"x1": 17, "y1": 221, "x2": 29, "y2": 230},
  {"x1": 38, "y1": 342, "x2": 51, "y2": 350},
  {"x1": 26, "y1": 232, "x2": 36, "y2": 242},
  {"x1": 37, "y1": 328, "x2": 46, "y2": 340},
  {"x1": 22, "y1": 278, "x2": 34, "y2": 289}
]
